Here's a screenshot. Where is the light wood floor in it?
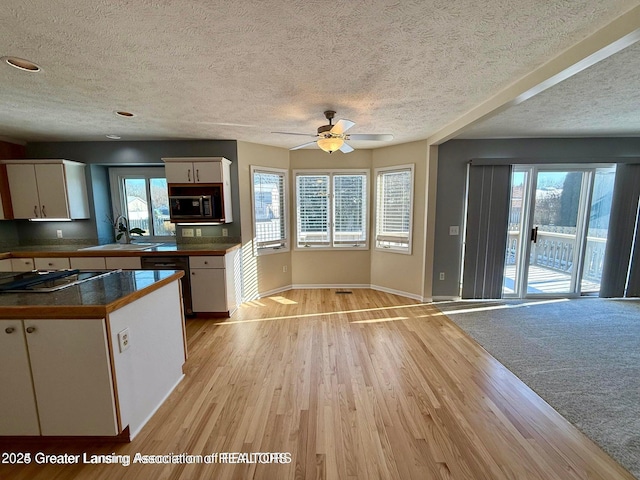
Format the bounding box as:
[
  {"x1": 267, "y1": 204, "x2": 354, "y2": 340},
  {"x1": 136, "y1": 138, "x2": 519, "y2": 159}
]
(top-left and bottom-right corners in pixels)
[{"x1": 1, "y1": 289, "x2": 633, "y2": 479}]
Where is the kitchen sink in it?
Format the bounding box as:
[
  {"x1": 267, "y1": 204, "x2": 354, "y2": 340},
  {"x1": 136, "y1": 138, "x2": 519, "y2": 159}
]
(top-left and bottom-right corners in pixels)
[{"x1": 80, "y1": 243, "x2": 163, "y2": 251}]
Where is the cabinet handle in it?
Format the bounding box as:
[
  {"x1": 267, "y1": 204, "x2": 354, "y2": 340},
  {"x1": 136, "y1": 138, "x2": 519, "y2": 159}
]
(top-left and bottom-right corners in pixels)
[
  {"x1": 42, "y1": 205, "x2": 47, "y2": 217},
  {"x1": 5, "y1": 327, "x2": 15, "y2": 334},
  {"x1": 26, "y1": 326, "x2": 36, "y2": 334},
  {"x1": 188, "y1": 169, "x2": 192, "y2": 182},
  {"x1": 48, "y1": 262, "x2": 54, "y2": 267},
  {"x1": 34, "y1": 205, "x2": 39, "y2": 217},
  {"x1": 196, "y1": 169, "x2": 200, "y2": 182},
  {"x1": 204, "y1": 261, "x2": 208, "y2": 265}
]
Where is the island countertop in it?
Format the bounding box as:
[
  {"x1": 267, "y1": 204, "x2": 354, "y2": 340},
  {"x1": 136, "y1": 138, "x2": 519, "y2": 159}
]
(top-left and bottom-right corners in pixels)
[
  {"x1": 0, "y1": 270, "x2": 184, "y2": 319},
  {"x1": 0, "y1": 242, "x2": 241, "y2": 259}
]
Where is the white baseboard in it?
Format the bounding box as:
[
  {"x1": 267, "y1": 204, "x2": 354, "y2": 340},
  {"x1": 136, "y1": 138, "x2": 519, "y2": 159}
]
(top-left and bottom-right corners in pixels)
[
  {"x1": 245, "y1": 284, "x2": 429, "y2": 303},
  {"x1": 291, "y1": 283, "x2": 370, "y2": 290},
  {"x1": 370, "y1": 284, "x2": 424, "y2": 302},
  {"x1": 432, "y1": 296, "x2": 461, "y2": 302}
]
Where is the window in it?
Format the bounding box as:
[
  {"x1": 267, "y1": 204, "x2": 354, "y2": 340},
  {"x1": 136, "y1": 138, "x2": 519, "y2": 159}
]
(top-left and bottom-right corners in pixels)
[
  {"x1": 251, "y1": 166, "x2": 289, "y2": 254},
  {"x1": 375, "y1": 165, "x2": 414, "y2": 253},
  {"x1": 109, "y1": 167, "x2": 174, "y2": 239},
  {"x1": 295, "y1": 170, "x2": 368, "y2": 249}
]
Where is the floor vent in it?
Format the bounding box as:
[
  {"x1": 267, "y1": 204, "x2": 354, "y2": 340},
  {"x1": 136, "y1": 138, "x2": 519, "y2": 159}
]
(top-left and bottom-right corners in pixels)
[{"x1": 336, "y1": 290, "x2": 353, "y2": 294}]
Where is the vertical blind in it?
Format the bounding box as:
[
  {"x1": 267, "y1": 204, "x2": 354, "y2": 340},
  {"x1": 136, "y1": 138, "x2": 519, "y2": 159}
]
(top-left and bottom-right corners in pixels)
[
  {"x1": 462, "y1": 164, "x2": 512, "y2": 299},
  {"x1": 600, "y1": 163, "x2": 640, "y2": 297},
  {"x1": 252, "y1": 169, "x2": 287, "y2": 250},
  {"x1": 375, "y1": 168, "x2": 412, "y2": 251}
]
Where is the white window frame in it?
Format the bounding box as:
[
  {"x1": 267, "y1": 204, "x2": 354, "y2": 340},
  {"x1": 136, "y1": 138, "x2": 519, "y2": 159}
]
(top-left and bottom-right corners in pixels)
[
  {"x1": 374, "y1": 164, "x2": 415, "y2": 255},
  {"x1": 250, "y1": 165, "x2": 290, "y2": 255},
  {"x1": 294, "y1": 169, "x2": 370, "y2": 250},
  {"x1": 108, "y1": 167, "x2": 173, "y2": 241}
]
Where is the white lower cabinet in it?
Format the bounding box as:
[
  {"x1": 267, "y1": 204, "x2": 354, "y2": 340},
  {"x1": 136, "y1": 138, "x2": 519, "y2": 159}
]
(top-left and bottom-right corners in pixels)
[
  {"x1": 0, "y1": 259, "x2": 11, "y2": 271},
  {"x1": 0, "y1": 318, "x2": 118, "y2": 436},
  {"x1": 189, "y1": 251, "x2": 238, "y2": 314}
]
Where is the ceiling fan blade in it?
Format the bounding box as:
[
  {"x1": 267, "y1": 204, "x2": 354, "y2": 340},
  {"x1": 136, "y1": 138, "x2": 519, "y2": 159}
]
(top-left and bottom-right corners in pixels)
[
  {"x1": 272, "y1": 131, "x2": 318, "y2": 137},
  {"x1": 330, "y1": 119, "x2": 355, "y2": 135},
  {"x1": 347, "y1": 133, "x2": 394, "y2": 141},
  {"x1": 290, "y1": 141, "x2": 318, "y2": 151},
  {"x1": 339, "y1": 142, "x2": 354, "y2": 153}
]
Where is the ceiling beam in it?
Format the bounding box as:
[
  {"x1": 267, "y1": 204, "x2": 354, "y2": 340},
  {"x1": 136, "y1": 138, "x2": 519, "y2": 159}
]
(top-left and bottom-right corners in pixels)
[{"x1": 427, "y1": 5, "x2": 640, "y2": 145}]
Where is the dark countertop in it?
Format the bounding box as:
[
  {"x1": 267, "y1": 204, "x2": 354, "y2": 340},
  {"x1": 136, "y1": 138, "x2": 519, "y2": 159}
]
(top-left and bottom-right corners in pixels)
[
  {"x1": 0, "y1": 242, "x2": 241, "y2": 258},
  {"x1": 0, "y1": 270, "x2": 184, "y2": 318}
]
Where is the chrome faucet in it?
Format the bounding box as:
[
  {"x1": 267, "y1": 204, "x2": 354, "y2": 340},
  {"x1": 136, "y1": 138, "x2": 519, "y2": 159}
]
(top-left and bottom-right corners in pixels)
[{"x1": 114, "y1": 214, "x2": 131, "y2": 244}]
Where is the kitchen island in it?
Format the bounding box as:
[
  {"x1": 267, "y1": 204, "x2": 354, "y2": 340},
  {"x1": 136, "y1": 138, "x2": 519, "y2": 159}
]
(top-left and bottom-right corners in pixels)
[{"x1": 0, "y1": 270, "x2": 186, "y2": 441}]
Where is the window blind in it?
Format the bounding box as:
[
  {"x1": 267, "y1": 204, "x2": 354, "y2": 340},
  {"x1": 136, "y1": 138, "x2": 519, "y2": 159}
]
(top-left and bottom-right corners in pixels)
[
  {"x1": 333, "y1": 174, "x2": 367, "y2": 246},
  {"x1": 296, "y1": 174, "x2": 330, "y2": 246},
  {"x1": 252, "y1": 170, "x2": 287, "y2": 250},
  {"x1": 376, "y1": 169, "x2": 412, "y2": 251}
]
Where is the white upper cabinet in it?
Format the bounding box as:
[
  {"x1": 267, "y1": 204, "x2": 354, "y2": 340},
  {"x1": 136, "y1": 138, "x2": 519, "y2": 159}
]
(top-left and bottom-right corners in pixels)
[
  {"x1": 162, "y1": 157, "x2": 230, "y2": 185},
  {"x1": 3, "y1": 160, "x2": 90, "y2": 220}
]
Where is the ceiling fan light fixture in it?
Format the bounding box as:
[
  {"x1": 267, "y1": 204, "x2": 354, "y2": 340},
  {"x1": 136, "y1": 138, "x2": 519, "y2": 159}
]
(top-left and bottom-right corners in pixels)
[{"x1": 317, "y1": 136, "x2": 344, "y2": 154}]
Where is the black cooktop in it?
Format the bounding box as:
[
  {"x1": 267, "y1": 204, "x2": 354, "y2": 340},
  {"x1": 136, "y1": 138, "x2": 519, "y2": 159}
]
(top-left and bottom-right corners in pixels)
[{"x1": 0, "y1": 270, "x2": 115, "y2": 293}]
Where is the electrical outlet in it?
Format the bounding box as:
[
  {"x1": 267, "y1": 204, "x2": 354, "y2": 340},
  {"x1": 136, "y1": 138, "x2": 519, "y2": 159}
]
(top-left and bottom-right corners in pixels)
[
  {"x1": 196, "y1": 228, "x2": 202, "y2": 237},
  {"x1": 283, "y1": 265, "x2": 288, "y2": 273},
  {"x1": 56, "y1": 229, "x2": 63, "y2": 238},
  {"x1": 449, "y1": 226, "x2": 459, "y2": 236},
  {"x1": 117, "y1": 328, "x2": 130, "y2": 353},
  {"x1": 182, "y1": 228, "x2": 194, "y2": 237},
  {"x1": 439, "y1": 272, "x2": 445, "y2": 280},
  {"x1": 222, "y1": 228, "x2": 228, "y2": 237}
]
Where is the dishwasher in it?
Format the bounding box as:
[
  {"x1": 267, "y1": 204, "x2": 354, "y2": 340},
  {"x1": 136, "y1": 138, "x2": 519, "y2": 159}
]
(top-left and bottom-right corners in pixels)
[{"x1": 140, "y1": 256, "x2": 193, "y2": 315}]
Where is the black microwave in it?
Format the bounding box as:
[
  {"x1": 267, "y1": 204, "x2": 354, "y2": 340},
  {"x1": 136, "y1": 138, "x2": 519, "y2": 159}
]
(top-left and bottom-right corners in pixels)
[{"x1": 169, "y1": 195, "x2": 221, "y2": 220}]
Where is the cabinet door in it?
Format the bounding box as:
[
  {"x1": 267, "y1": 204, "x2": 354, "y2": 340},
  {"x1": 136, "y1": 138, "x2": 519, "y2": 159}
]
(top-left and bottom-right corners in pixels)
[
  {"x1": 35, "y1": 164, "x2": 70, "y2": 219},
  {"x1": 191, "y1": 268, "x2": 227, "y2": 312},
  {"x1": 0, "y1": 320, "x2": 41, "y2": 435},
  {"x1": 165, "y1": 162, "x2": 194, "y2": 183},
  {"x1": 0, "y1": 258, "x2": 11, "y2": 271},
  {"x1": 6, "y1": 163, "x2": 40, "y2": 219},
  {"x1": 193, "y1": 162, "x2": 222, "y2": 183},
  {"x1": 25, "y1": 319, "x2": 118, "y2": 436},
  {"x1": 34, "y1": 257, "x2": 71, "y2": 270}
]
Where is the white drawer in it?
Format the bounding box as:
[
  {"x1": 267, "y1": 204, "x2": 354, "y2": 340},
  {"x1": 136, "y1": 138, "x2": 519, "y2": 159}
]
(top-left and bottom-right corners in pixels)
[
  {"x1": 11, "y1": 258, "x2": 35, "y2": 272},
  {"x1": 189, "y1": 255, "x2": 225, "y2": 269},
  {"x1": 35, "y1": 257, "x2": 71, "y2": 270}
]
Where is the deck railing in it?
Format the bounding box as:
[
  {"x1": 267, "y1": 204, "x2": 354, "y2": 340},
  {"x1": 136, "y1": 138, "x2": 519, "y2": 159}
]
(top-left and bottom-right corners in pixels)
[{"x1": 505, "y1": 228, "x2": 607, "y2": 282}]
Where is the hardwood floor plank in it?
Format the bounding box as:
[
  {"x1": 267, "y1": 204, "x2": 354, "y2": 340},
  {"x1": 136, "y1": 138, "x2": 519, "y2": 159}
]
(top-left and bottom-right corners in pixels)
[{"x1": 0, "y1": 289, "x2": 633, "y2": 480}]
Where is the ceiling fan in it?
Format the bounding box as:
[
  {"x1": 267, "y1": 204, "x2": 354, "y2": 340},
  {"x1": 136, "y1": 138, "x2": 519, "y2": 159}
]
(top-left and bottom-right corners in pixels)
[{"x1": 272, "y1": 111, "x2": 393, "y2": 154}]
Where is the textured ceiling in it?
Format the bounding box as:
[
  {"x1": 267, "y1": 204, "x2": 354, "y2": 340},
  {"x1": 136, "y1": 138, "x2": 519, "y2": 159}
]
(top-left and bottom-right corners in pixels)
[
  {"x1": 459, "y1": 40, "x2": 640, "y2": 139},
  {"x1": 0, "y1": 1, "x2": 638, "y2": 148}
]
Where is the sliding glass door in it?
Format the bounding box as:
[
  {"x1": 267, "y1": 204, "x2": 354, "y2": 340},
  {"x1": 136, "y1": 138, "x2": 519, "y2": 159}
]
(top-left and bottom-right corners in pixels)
[{"x1": 503, "y1": 165, "x2": 615, "y2": 297}]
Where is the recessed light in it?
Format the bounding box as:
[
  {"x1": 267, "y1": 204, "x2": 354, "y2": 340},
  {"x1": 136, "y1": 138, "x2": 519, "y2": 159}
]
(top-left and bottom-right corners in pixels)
[
  {"x1": 106, "y1": 134, "x2": 121, "y2": 140},
  {"x1": 2, "y1": 56, "x2": 41, "y2": 72},
  {"x1": 115, "y1": 111, "x2": 135, "y2": 117}
]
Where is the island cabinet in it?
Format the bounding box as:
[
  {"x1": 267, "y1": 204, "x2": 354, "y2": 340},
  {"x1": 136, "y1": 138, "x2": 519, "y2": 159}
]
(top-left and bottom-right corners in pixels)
[
  {"x1": 3, "y1": 160, "x2": 89, "y2": 220},
  {"x1": 10, "y1": 258, "x2": 34, "y2": 272},
  {"x1": 0, "y1": 318, "x2": 118, "y2": 436},
  {"x1": 189, "y1": 250, "x2": 238, "y2": 315}
]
